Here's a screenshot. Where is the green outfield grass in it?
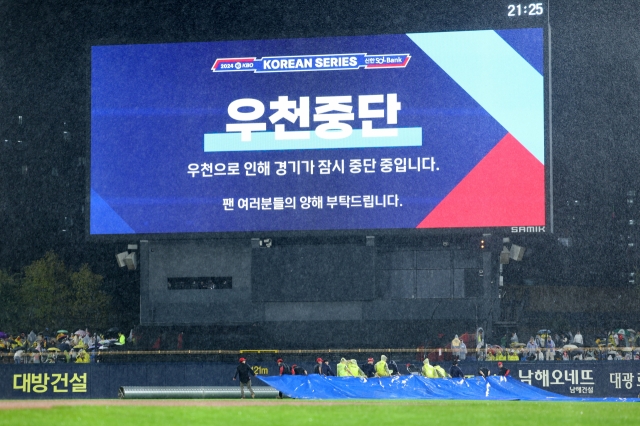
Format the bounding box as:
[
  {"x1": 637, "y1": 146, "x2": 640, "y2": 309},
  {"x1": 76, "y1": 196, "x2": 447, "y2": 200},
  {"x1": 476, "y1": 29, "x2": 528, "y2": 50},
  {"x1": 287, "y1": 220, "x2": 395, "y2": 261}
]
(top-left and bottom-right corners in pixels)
[{"x1": 3, "y1": 400, "x2": 640, "y2": 426}]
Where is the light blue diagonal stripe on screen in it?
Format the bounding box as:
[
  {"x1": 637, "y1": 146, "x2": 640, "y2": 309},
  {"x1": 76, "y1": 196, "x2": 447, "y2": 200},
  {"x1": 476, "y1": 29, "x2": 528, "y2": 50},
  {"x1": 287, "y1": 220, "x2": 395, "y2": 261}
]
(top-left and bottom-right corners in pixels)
[
  {"x1": 204, "y1": 127, "x2": 422, "y2": 152},
  {"x1": 407, "y1": 31, "x2": 544, "y2": 163},
  {"x1": 90, "y1": 189, "x2": 135, "y2": 234}
]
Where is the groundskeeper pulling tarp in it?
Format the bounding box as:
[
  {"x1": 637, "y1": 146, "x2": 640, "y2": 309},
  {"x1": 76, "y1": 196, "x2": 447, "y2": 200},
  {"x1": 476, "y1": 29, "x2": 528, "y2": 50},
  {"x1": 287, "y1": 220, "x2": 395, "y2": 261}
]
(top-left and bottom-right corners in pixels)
[{"x1": 259, "y1": 374, "x2": 640, "y2": 402}]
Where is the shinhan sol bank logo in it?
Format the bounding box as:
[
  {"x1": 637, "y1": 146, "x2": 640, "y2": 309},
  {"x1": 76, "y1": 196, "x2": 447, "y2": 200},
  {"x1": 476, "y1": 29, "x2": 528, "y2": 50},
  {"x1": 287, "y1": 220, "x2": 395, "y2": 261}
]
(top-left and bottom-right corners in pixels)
[{"x1": 212, "y1": 53, "x2": 411, "y2": 73}]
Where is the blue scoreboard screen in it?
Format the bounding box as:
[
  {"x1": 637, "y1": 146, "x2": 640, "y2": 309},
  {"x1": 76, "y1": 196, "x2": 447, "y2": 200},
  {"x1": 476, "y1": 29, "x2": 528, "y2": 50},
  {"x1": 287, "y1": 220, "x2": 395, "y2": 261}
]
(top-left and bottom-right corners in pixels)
[{"x1": 90, "y1": 28, "x2": 545, "y2": 235}]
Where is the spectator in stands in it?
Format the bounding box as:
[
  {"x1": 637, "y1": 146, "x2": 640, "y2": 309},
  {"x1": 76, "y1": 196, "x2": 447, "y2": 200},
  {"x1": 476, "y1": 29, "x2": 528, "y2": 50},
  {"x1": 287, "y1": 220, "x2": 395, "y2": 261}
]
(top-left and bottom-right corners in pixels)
[
  {"x1": 459, "y1": 339, "x2": 467, "y2": 361},
  {"x1": 559, "y1": 333, "x2": 569, "y2": 347},
  {"x1": 510, "y1": 332, "x2": 519, "y2": 345},
  {"x1": 526, "y1": 337, "x2": 538, "y2": 360},
  {"x1": 545, "y1": 336, "x2": 556, "y2": 361},
  {"x1": 507, "y1": 349, "x2": 520, "y2": 361},
  {"x1": 475, "y1": 328, "x2": 485, "y2": 361},
  {"x1": 500, "y1": 333, "x2": 508, "y2": 348},
  {"x1": 13, "y1": 334, "x2": 25, "y2": 350},
  {"x1": 608, "y1": 332, "x2": 617, "y2": 347},
  {"x1": 476, "y1": 328, "x2": 484, "y2": 350},
  {"x1": 76, "y1": 348, "x2": 90, "y2": 363},
  {"x1": 573, "y1": 331, "x2": 583, "y2": 346},
  {"x1": 451, "y1": 335, "x2": 461, "y2": 360},
  {"x1": 535, "y1": 334, "x2": 545, "y2": 349},
  {"x1": 13, "y1": 349, "x2": 24, "y2": 364}
]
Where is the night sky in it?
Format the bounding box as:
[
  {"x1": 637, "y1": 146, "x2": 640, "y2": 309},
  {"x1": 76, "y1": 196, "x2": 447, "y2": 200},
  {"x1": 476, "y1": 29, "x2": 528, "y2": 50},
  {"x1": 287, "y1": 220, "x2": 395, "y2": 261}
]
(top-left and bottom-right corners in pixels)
[{"x1": 1, "y1": 0, "x2": 639, "y2": 293}]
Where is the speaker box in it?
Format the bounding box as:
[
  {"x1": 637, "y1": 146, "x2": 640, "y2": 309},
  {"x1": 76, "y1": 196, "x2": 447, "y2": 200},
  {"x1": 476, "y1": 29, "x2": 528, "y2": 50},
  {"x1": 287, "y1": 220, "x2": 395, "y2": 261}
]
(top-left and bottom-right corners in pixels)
[
  {"x1": 510, "y1": 244, "x2": 525, "y2": 261},
  {"x1": 366, "y1": 236, "x2": 375, "y2": 247},
  {"x1": 124, "y1": 252, "x2": 137, "y2": 270},
  {"x1": 116, "y1": 252, "x2": 128, "y2": 268}
]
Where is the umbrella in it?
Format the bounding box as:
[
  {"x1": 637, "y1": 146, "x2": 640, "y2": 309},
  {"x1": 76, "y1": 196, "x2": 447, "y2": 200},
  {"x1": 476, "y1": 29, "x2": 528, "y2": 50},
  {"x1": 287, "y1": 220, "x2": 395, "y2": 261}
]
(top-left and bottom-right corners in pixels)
[
  {"x1": 47, "y1": 347, "x2": 60, "y2": 352},
  {"x1": 563, "y1": 344, "x2": 578, "y2": 350},
  {"x1": 99, "y1": 340, "x2": 111, "y2": 345},
  {"x1": 74, "y1": 330, "x2": 86, "y2": 337},
  {"x1": 57, "y1": 330, "x2": 68, "y2": 334},
  {"x1": 0, "y1": 332, "x2": 7, "y2": 339},
  {"x1": 106, "y1": 327, "x2": 119, "y2": 334}
]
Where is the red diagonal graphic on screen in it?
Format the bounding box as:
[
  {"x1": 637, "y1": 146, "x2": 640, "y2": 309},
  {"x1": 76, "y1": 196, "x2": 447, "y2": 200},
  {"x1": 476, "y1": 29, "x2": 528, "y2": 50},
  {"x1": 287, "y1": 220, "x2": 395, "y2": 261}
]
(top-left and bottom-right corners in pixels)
[{"x1": 417, "y1": 133, "x2": 545, "y2": 228}]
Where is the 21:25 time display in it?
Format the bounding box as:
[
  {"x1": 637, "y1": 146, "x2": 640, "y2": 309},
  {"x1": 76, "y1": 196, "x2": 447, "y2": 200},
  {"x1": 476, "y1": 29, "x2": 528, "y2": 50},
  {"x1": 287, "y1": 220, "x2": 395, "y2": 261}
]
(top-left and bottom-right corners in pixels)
[{"x1": 508, "y1": 3, "x2": 544, "y2": 16}]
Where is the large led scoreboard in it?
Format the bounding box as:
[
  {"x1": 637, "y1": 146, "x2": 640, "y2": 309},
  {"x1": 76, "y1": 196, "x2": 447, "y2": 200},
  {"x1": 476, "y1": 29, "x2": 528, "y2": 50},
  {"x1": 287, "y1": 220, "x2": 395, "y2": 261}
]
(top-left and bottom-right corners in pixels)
[{"x1": 89, "y1": 3, "x2": 549, "y2": 236}]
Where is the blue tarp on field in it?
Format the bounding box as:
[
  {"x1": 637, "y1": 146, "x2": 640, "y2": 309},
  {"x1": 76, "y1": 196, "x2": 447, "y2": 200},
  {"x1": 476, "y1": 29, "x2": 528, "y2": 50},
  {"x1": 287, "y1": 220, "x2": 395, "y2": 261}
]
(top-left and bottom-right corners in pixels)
[{"x1": 259, "y1": 375, "x2": 640, "y2": 402}]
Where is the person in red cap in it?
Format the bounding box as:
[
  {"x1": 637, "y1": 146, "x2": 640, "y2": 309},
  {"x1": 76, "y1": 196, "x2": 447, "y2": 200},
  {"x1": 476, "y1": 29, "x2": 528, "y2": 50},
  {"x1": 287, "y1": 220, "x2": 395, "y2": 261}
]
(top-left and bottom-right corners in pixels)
[
  {"x1": 496, "y1": 361, "x2": 510, "y2": 376},
  {"x1": 361, "y1": 357, "x2": 376, "y2": 378},
  {"x1": 276, "y1": 358, "x2": 291, "y2": 399},
  {"x1": 313, "y1": 358, "x2": 324, "y2": 375},
  {"x1": 233, "y1": 357, "x2": 255, "y2": 399},
  {"x1": 291, "y1": 364, "x2": 307, "y2": 375}
]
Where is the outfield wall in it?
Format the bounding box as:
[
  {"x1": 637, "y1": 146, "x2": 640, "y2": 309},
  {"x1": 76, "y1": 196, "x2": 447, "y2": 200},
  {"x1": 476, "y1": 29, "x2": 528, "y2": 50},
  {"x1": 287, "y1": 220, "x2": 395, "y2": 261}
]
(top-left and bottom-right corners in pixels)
[{"x1": 1, "y1": 361, "x2": 639, "y2": 399}]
